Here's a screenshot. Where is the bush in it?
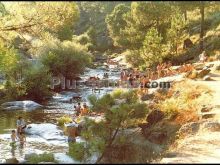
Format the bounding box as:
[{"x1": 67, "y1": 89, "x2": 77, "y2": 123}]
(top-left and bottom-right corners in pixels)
[
  {"x1": 26, "y1": 153, "x2": 56, "y2": 164},
  {"x1": 68, "y1": 142, "x2": 87, "y2": 161},
  {"x1": 4, "y1": 80, "x2": 26, "y2": 101},
  {"x1": 40, "y1": 40, "x2": 92, "y2": 79},
  {"x1": 57, "y1": 115, "x2": 72, "y2": 126},
  {"x1": 22, "y1": 65, "x2": 52, "y2": 102}
]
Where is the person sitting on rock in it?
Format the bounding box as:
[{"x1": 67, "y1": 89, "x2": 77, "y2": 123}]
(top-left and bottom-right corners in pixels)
[
  {"x1": 80, "y1": 103, "x2": 89, "y2": 116},
  {"x1": 199, "y1": 51, "x2": 207, "y2": 63},
  {"x1": 16, "y1": 117, "x2": 26, "y2": 135}
]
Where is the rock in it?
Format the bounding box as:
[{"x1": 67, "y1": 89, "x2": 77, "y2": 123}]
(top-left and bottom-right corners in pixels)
[
  {"x1": 24, "y1": 123, "x2": 65, "y2": 141},
  {"x1": 38, "y1": 162, "x2": 55, "y2": 164},
  {"x1": 1, "y1": 100, "x2": 43, "y2": 110},
  {"x1": 54, "y1": 153, "x2": 80, "y2": 164},
  {"x1": 194, "y1": 63, "x2": 206, "y2": 70},
  {"x1": 187, "y1": 70, "x2": 198, "y2": 79},
  {"x1": 215, "y1": 65, "x2": 220, "y2": 71},
  {"x1": 5, "y1": 158, "x2": 19, "y2": 164},
  {"x1": 141, "y1": 94, "x2": 154, "y2": 101},
  {"x1": 197, "y1": 68, "x2": 211, "y2": 78},
  {"x1": 115, "y1": 99, "x2": 126, "y2": 105},
  {"x1": 178, "y1": 122, "x2": 201, "y2": 137},
  {"x1": 200, "y1": 121, "x2": 220, "y2": 132},
  {"x1": 146, "y1": 110, "x2": 165, "y2": 125},
  {"x1": 103, "y1": 128, "x2": 163, "y2": 163},
  {"x1": 148, "y1": 131, "x2": 167, "y2": 144},
  {"x1": 201, "y1": 106, "x2": 211, "y2": 113},
  {"x1": 53, "y1": 92, "x2": 81, "y2": 103},
  {"x1": 203, "y1": 75, "x2": 212, "y2": 81},
  {"x1": 59, "y1": 91, "x2": 81, "y2": 98}
]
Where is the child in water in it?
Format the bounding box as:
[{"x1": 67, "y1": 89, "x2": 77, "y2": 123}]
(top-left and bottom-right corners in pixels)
[
  {"x1": 19, "y1": 132, "x2": 26, "y2": 148},
  {"x1": 10, "y1": 130, "x2": 18, "y2": 148}
]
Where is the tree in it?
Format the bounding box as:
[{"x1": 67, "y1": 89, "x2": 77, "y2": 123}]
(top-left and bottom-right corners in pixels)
[
  {"x1": 199, "y1": 1, "x2": 205, "y2": 52},
  {"x1": 106, "y1": 4, "x2": 130, "y2": 47},
  {"x1": 140, "y1": 28, "x2": 165, "y2": 67},
  {"x1": 68, "y1": 90, "x2": 148, "y2": 163},
  {"x1": 40, "y1": 39, "x2": 92, "y2": 79},
  {"x1": 167, "y1": 8, "x2": 187, "y2": 55},
  {"x1": 0, "y1": 2, "x2": 79, "y2": 41}
]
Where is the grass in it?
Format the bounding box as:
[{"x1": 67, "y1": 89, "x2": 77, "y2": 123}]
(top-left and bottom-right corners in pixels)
[
  {"x1": 57, "y1": 115, "x2": 72, "y2": 126},
  {"x1": 26, "y1": 153, "x2": 57, "y2": 164},
  {"x1": 154, "y1": 80, "x2": 212, "y2": 124}
]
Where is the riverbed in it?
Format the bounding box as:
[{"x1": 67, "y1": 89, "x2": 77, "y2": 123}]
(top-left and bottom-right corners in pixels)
[{"x1": 0, "y1": 63, "x2": 122, "y2": 163}]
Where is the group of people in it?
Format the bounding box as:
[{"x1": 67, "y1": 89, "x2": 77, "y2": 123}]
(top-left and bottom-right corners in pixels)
[
  {"x1": 10, "y1": 117, "x2": 26, "y2": 148},
  {"x1": 73, "y1": 102, "x2": 89, "y2": 117},
  {"x1": 119, "y1": 60, "x2": 195, "y2": 93}
]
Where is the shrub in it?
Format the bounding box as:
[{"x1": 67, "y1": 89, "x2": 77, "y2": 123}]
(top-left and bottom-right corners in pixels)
[
  {"x1": 26, "y1": 153, "x2": 56, "y2": 164},
  {"x1": 57, "y1": 115, "x2": 72, "y2": 126},
  {"x1": 40, "y1": 40, "x2": 92, "y2": 79},
  {"x1": 22, "y1": 65, "x2": 52, "y2": 102},
  {"x1": 68, "y1": 142, "x2": 87, "y2": 161}
]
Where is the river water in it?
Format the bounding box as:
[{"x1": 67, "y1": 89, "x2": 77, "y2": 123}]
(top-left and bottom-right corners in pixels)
[{"x1": 0, "y1": 64, "x2": 123, "y2": 163}]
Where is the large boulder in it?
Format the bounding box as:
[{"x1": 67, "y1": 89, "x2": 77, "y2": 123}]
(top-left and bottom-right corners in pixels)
[
  {"x1": 24, "y1": 123, "x2": 65, "y2": 141},
  {"x1": 197, "y1": 68, "x2": 211, "y2": 78},
  {"x1": 148, "y1": 131, "x2": 167, "y2": 144},
  {"x1": 5, "y1": 158, "x2": 19, "y2": 164},
  {"x1": 146, "y1": 110, "x2": 165, "y2": 125},
  {"x1": 53, "y1": 92, "x2": 81, "y2": 103},
  {"x1": 1, "y1": 100, "x2": 43, "y2": 111},
  {"x1": 203, "y1": 75, "x2": 213, "y2": 81}
]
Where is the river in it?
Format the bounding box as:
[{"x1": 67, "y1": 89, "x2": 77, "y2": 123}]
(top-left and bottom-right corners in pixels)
[{"x1": 0, "y1": 63, "x2": 122, "y2": 163}]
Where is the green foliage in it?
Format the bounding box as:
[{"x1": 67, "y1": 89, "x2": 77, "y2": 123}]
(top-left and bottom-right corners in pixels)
[
  {"x1": 22, "y1": 65, "x2": 52, "y2": 102},
  {"x1": 4, "y1": 80, "x2": 26, "y2": 101},
  {"x1": 106, "y1": 4, "x2": 130, "y2": 47},
  {"x1": 57, "y1": 115, "x2": 72, "y2": 126},
  {"x1": 26, "y1": 153, "x2": 56, "y2": 164},
  {"x1": 140, "y1": 28, "x2": 165, "y2": 67},
  {"x1": 167, "y1": 8, "x2": 187, "y2": 55},
  {"x1": 1, "y1": 2, "x2": 79, "y2": 40},
  {"x1": 40, "y1": 40, "x2": 92, "y2": 79},
  {"x1": 68, "y1": 142, "x2": 87, "y2": 161},
  {"x1": 69, "y1": 90, "x2": 149, "y2": 163}
]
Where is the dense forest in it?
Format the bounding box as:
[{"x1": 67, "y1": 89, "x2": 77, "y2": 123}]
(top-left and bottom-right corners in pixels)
[{"x1": 0, "y1": 1, "x2": 220, "y2": 164}]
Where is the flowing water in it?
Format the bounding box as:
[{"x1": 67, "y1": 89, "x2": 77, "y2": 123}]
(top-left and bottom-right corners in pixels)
[{"x1": 0, "y1": 63, "x2": 122, "y2": 163}]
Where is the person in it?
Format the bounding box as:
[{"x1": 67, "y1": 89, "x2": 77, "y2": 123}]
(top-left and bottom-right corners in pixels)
[
  {"x1": 157, "y1": 63, "x2": 162, "y2": 78},
  {"x1": 75, "y1": 103, "x2": 81, "y2": 116},
  {"x1": 142, "y1": 75, "x2": 150, "y2": 94},
  {"x1": 18, "y1": 132, "x2": 26, "y2": 148},
  {"x1": 80, "y1": 103, "x2": 89, "y2": 116},
  {"x1": 10, "y1": 130, "x2": 18, "y2": 148},
  {"x1": 16, "y1": 117, "x2": 26, "y2": 135},
  {"x1": 199, "y1": 51, "x2": 207, "y2": 63},
  {"x1": 66, "y1": 123, "x2": 77, "y2": 143},
  {"x1": 128, "y1": 74, "x2": 134, "y2": 87}
]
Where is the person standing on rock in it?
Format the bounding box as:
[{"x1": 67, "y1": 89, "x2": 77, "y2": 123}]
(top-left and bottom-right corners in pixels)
[
  {"x1": 16, "y1": 117, "x2": 26, "y2": 135},
  {"x1": 75, "y1": 103, "x2": 81, "y2": 117}
]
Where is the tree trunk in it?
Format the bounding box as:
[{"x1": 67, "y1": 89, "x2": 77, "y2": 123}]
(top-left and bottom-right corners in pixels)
[
  {"x1": 95, "y1": 127, "x2": 120, "y2": 164},
  {"x1": 184, "y1": 10, "x2": 187, "y2": 21},
  {"x1": 199, "y1": 1, "x2": 205, "y2": 52}
]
